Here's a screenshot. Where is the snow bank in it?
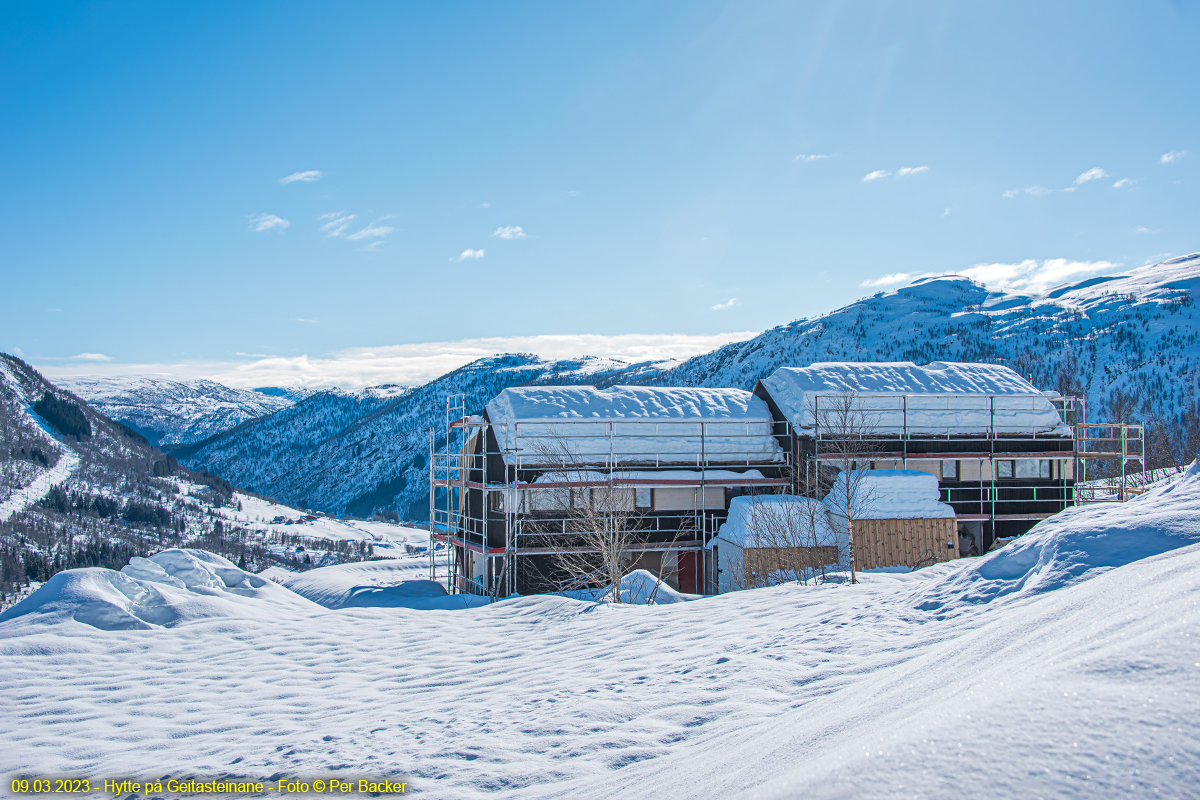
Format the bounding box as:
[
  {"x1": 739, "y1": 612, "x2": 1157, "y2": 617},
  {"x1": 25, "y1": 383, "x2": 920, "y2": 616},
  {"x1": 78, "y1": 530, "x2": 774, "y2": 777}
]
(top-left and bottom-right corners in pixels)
[
  {"x1": 280, "y1": 559, "x2": 489, "y2": 610},
  {"x1": 0, "y1": 549, "x2": 319, "y2": 631},
  {"x1": 825, "y1": 469, "x2": 957, "y2": 520},
  {"x1": 486, "y1": 385, "x2": 783, "y2": 465},
  {"x1": 713, "y1": 494, "x2": 842, "y2": 549},
  {"x1": 762, "y1": 361, "x2": 1071, "y2": 436},
  {"x1": 913, "y1": 459, "x2": 1200, "y2": 609}
]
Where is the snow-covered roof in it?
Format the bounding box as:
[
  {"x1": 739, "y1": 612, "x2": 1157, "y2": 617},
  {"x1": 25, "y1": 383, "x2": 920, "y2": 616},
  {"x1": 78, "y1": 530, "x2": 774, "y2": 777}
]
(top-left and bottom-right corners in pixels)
[
  {"x1": 761, "y1": 361, "x2": 1070, "y2": 436},
  {"x1": 485, "y1": 386, "x2": 784, "y2": 466},
  {"x1": 824, "y1": 470, "x2": 957, "y2": 520},
  {"x1": 710, "y1": 495, "x2": 843, "y2": 550}
]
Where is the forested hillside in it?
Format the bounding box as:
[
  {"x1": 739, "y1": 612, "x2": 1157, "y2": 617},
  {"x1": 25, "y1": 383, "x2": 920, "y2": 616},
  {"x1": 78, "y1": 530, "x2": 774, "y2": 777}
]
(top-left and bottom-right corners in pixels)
[{"x1": 178, "y1": 255, "x2": 1200, "y2": 520}]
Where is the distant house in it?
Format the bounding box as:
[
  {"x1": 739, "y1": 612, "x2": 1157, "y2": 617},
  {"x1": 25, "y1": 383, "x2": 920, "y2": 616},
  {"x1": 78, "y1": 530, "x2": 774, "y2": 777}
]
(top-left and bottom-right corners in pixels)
[
  {"x1": 755, "y1": 361, "x2": 1077, "y2": 555},
  {"x1": 430, "y1": 386, "x2": 789, "y2": 597}
]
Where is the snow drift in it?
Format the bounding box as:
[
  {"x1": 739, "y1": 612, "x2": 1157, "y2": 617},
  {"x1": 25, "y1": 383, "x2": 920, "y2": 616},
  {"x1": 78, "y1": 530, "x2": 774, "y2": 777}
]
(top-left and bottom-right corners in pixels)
[{"x1": 0, "y1": 549, "x2": 318, "y2": 630}]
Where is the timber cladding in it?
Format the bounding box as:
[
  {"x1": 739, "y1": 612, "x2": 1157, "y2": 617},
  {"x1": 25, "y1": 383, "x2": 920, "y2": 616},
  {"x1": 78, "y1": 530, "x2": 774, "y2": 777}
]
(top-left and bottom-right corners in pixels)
[{"x1": 853, "y1": 518, "x2": 958, "y2": 570}]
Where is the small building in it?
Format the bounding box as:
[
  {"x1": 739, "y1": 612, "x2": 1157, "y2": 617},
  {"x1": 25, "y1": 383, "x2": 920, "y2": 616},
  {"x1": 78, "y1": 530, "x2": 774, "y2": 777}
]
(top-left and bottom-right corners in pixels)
[
  {"x1": 430, "y1": 386, "x2": 790, "y2": 597},
  {"x1": 755, "y1": 361, "x2": 1078, "y2": 555},
  {"x1": 708, "y1": 470, "x2": 957, "y2": 593}
]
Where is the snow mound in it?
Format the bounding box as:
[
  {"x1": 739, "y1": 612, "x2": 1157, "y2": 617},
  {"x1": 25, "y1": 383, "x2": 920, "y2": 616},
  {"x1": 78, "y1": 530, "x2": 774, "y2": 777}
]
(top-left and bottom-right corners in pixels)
[
  {"x1": 0, "y1": 549, "x2": 319, "y2": 631},
  {"x1": 281, "y1": 559, "x2": 489, "y2": 609},
  {"x1": 914, "y1": 461, "x2": 1200, "y2": 610},
  {"x1": 568, "y1": 568, "x2": 699, "y2": 604}
]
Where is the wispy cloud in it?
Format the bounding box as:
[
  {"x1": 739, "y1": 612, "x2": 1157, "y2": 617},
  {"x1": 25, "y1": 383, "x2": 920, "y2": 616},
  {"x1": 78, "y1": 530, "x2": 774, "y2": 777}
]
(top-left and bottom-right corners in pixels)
[
  {"x1": 249, "y1": 213, "x2": 289, "y2": 232},
  {"x1": 319, "y1": 212, "x2": 357, "y2": 237},
  {"x1": 1025, "y1": 186, "x2": 1053, "y2": 196},
  {"x1": 1136, "y1": 226, "x2": 1156, "y2": 234},
  {"x1": 793, "y1": 154, "x2": 833, "y2": 162},
  {"x1": 897, "y1": 166, "x2": 929, "y2": 176},
  {"x1": 457, "y1": 249, "x2": 485, "y2": 261},
  {"x1": 47, "y1": 308, "x2": 61, "y2": 312},
  {"x1": 293, "y1": 318, "x2": 318, "y2": 324},
  {"x1": 280, "y1": 170, "x2": 323, "y2": 184},
  {"x1": 861, "y1": 273, "x2": 913, "y2": 288},
  {"x1": 1002, "y1": 189, "x2": 1019, "y2": 198},
  {"x1": 1161, "y1": 150, "x2": 1186, "y2": 164},
  {"x1": 72, "y1": 353, "x2": 112, "y2": 361},
  {"x1": 39, "y1": 333, "x2": 761, "y2": 391},
  {"x1": 492, "y1": 226, "x2": 527, "y2": 240},
  {"x1": 1113, "y1": 178, "x2": 1134, "y2": 189},
  {"x1": 942, "y1": 208, "x2": 950, "y2": 217},
  {"x1": 861, "y1": 170, "x2": 891, "y2": 182},
  {"x1": 347, "y1": 223, "x2": 394, "y2": 241},
  {"x1": 711, "y1": 298, "x2": 738, "y2": 311},
  {"x1": 1073, "y1": 167, "x2": 1108, "y2": 186}
]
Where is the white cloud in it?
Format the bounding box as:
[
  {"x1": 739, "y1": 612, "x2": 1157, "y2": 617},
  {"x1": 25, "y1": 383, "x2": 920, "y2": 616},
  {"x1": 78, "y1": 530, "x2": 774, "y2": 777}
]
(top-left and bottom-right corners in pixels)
[
  {"x1": 1136, "y1": 227, "x2": 1156, "y2": 234},
  {"x1": 492, "y1": 226, "x2": 527, "y2": 240},
  {"x1": 942, "y1": 208, "x2": 950, "y2": 216},
  {"x1": 1113, "y1": 178, "x2": 1133, "y2": 189},
  {"x1": 36, "y1": 332, "x2": 761, "y2": 391},
  {"x1": 860, "y1": 272, "x2": 913, "y2": 288},
  {"x1": 293, "y1": 318, "x2": 318, "y2": 324},
  {"x1": 71, "y1": 353, "x2": 112, "y2": 361},
  {"x1": 956, "y1": 258, "x2": 1122, "y2": 294},
  {"x1": 319, "y1": 212, "x2": 357, "y2": 237},
  {"x1": 793, "y1": 154, "x2": 832, "y2": 162},
  {"x1": 1002, "y1": 189, "x2": 1019, "y2": 198},
  {"x1": 861, "y1": 170, "x2": 891, "y2": 182},
  {"x1": 1025, "y1": 186, "x2": 1052, "y2": 196},
  {"x1": 1073, "y1": 167, "x2": 1108, "y2": 186},
  {"x1": 249, "y1": 213, "x2": 289, "y2": 232},
  {"x1": 47, "y1": 308, "x2": 61, "y2": 312},
  {"x1": 711, "y1": 298, "x2": 738, "y2": 311},
  {"x1": 11, "y1": 346, "x2": 23, "y2": 357},
  {"x1": 1161, "y1": 150, "x2": 1186, "y2": 164},
  {"x1": 346, "y1": 224, "x2": 394, "y2": 241},
  {"x1": 279, "y1": 170, "x2": 323, "y2": 184},
  {"x1": 897, "y1": 166, "x2": 929, "y2": 176},
  {"x1": 860, "y1": 257, "x2": 1123, "y2": 295},
  {"x1": 457, "y1": 249, "x2": 485, "y2": 261}
]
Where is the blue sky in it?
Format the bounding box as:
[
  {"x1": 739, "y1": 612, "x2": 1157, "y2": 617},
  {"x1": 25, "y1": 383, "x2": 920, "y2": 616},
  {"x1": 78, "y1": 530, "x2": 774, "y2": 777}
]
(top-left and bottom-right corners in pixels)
[{"x1": 2, "y1": 1, "x2": 1197, "y2": 387}]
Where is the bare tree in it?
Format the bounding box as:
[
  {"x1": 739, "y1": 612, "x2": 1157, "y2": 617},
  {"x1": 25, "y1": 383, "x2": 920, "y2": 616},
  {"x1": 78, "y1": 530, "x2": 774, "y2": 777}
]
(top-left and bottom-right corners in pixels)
[
  {"x1": 810, "y1": 393, "x2": 884, "y2": 584},
  {"x1": 524, "y1": 433, "x2": 682, "y2": 604}
]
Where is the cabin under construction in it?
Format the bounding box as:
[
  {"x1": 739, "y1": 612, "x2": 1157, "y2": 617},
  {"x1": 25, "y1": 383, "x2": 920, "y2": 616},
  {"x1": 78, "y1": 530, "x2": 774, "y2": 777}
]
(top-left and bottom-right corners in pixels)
[{"x1": 429, "y1": 361, "x2": 1144, "y2": 597}]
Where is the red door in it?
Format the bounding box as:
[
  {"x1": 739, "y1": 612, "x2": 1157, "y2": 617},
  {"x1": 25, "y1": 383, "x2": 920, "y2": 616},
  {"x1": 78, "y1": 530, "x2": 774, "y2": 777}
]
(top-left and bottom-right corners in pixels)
[{"x1": 677, "y1": 551, "x2": 700, "y2": 595}]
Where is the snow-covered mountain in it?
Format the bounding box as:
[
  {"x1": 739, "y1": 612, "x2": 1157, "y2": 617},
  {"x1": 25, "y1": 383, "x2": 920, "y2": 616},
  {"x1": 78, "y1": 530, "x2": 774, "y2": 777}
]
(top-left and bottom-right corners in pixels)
[
  {"x1": 180, "y1": 254, "x2": 1200, "y2": 520},
  {"x1": 57, "y1": 377, "x2": 308, "y2": 446}
]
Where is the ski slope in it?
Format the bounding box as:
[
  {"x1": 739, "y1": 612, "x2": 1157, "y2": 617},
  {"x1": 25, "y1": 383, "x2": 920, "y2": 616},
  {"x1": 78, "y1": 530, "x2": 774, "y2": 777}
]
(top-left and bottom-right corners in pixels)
[{"x1": 1, "y1": 468, "x2": 1199, "y2": 798}]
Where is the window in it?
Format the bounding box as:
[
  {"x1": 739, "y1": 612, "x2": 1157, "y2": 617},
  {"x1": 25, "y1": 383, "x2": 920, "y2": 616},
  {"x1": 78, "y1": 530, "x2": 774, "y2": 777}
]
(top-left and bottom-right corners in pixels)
[
  {"x1": 997, "y1": 460, "x2": 1014, "y2": 479},
  {"x1": 1014, "y1": 459, "x2": 1052, "y2": 480},
  {"x1": 635, "y1": 488, "x2": 653, "y2": 509},
  {"x1": 941, "y1": 460, "x2": 959, "y2": 480}
]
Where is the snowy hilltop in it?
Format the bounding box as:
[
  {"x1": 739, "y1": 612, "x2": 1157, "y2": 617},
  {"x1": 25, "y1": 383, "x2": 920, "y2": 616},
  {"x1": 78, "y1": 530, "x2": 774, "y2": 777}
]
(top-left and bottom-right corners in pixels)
[
  {"x1": 2, "y1": 464, "x2": 1198, "y2": 798},
  {"x1": 58, "y1": 377, "x2": 307, "y2": 446},
  {"x1": 179, "y1": 254, "x2": 1200, "y2": 519}
]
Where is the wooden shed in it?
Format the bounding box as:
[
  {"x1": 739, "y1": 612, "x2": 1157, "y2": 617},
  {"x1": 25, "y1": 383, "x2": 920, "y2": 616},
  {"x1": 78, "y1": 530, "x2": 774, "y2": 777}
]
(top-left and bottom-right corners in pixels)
[{"x1": 852, "y1": 517, "x2": 958, "y2": 570}]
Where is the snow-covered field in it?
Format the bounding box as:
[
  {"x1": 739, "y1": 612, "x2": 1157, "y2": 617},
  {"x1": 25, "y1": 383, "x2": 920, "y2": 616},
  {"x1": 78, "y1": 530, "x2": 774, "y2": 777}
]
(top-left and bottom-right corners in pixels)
[{"x1": 2, "y1": 468, "x2": 1199, "y2": 798}]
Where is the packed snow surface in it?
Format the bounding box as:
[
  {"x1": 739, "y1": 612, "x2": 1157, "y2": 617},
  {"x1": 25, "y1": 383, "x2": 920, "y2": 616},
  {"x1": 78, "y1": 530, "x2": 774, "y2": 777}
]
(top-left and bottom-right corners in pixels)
[
  {"x1": 486, "y1": 385, "x2": 783, "y2": 465},
  {"x1": 825, "y1": 469, "x2": 958, "y2": 520},
  {"x1": 2, "y1": 467, "x2": 1200, "y2": 798},
  {"x1": 762, "y1": 361, "x2": 1071, "y2": 435}
]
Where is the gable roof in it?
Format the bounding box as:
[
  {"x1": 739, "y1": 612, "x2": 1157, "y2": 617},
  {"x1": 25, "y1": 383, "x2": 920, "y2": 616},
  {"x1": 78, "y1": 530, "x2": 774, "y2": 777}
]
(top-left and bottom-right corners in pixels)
[
  {"x1": 760, "y1": 361, "x2": 1070, "y2": 436},
  {"x1": 484, "y1": 385, "x2": 783, "y2": 465}
]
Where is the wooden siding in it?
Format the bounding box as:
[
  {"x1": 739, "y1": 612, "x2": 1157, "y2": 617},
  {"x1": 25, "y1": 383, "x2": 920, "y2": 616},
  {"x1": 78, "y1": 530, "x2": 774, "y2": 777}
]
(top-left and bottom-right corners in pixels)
[{"x1": 854, "y1": 517, "x2": 958, "y2": 570}]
